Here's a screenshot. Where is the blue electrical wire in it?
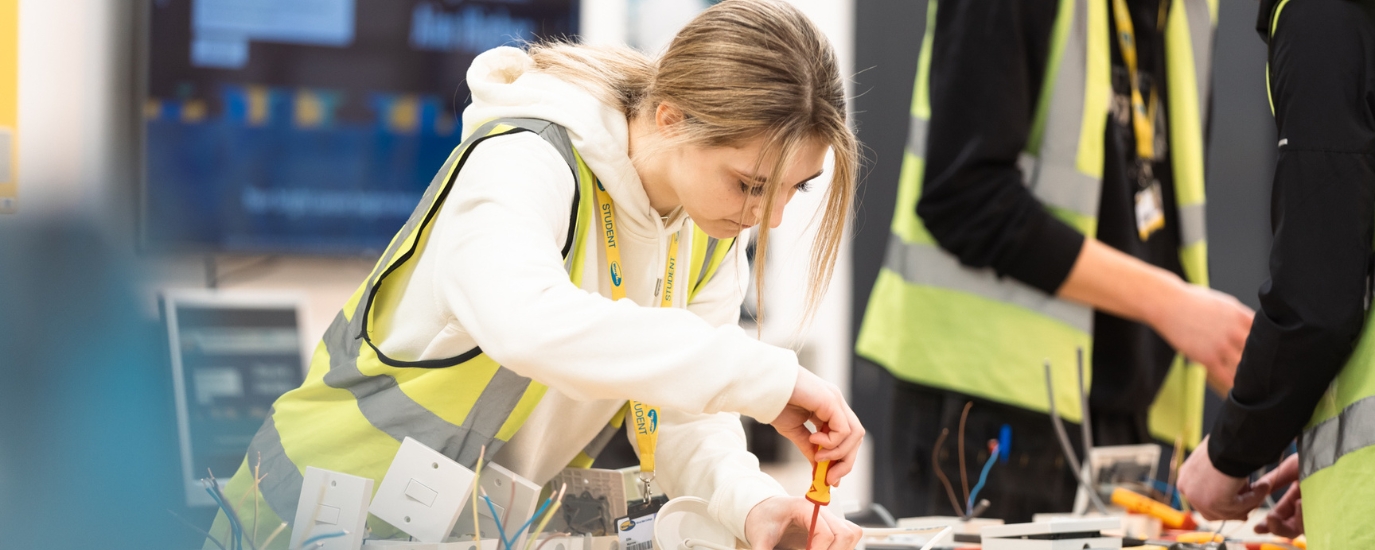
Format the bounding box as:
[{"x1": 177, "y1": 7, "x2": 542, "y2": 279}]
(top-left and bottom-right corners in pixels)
[
  {"x1": 966, "y1": 443, "x2": 999, "y2": 513},
  {"x1": 507, "y1": 497, "x2": 554, "y2": 549},
  {"x1": 205, "y1": 485, "x2": 244, "y2": 550},
  {"x1": 483, "y1": 494, "x2": 511, "y2": 550},
  {"x1": 299, "y1": 531, "x2": 347, "y2": 548},
  {"x1": 1149, "y1": 479, "x2": 1183, "y2": 509}
]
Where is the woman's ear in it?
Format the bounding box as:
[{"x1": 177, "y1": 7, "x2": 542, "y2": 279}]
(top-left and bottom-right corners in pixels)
[{"x1": 654, "y1": 102, "x2": 686, "y2": 131}]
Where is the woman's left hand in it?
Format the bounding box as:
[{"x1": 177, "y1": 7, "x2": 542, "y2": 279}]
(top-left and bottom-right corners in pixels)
[{"x1": 744, "y1": 496, "x2": 862, "y2": 550}]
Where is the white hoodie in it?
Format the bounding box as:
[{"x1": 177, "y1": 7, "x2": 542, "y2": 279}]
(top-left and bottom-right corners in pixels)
[{"x1": 376, "y1": 47, "x2": 800, "y2": 543}]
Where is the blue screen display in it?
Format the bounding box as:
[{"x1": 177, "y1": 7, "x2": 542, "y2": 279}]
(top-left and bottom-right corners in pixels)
[{"x1": 144, "y1": 0, "x2": 577, "y2": 254}]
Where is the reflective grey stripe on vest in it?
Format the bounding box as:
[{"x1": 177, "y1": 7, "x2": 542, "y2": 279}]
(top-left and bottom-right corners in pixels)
[
  {"x1": 885, "y1": 0, "x2": 1095, "y2": 334},
  {"x1": 1182, "y1": 0, "x2": 1214, "y2": 126},
  {"x1": 907, "y1": 115, "x2": 928, "y2": 160},
  {"x1": 1179, "y1": 202, "x2": 1206, "y2": 247},
  {"x1": 1299, "y1": 395, "x2": 1375, "y2": 480},
  {"x1": 883, "y1": 235, "x2": 1094, "y2": 333},
  {"x1": 246, "y1": 119, "x2": 584, "y2": 524},
  {"x1": 582, "y1": 419, "x2": 624, "y2": 459},
  {"x1": 696, "y1": 237, "x2": 721, "y2": 288},
  {"x1": 1029, "y1": 0, "x2": 1099, "y2": 220},
  {"x1": 241, "y1": 410, "x2": 305, "y2": 526}
]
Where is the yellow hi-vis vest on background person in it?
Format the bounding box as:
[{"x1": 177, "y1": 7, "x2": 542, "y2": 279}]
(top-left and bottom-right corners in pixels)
[
  {"x1": 205, "y1": 118, "x2": 736, "y2": 546},
  {"x1": 856, "y1": 0, "x2": 1216, "y2": 447},
  {"x1": 1256, "y1": 1, "x2": 1375, "y2": 547}
]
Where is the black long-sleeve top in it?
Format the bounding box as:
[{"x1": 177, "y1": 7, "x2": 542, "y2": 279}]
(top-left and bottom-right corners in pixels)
[
  {"x1": 918, "y1": 0, "x2": 1186, "y2": 424},
  {"x1": 1207, "y1": 0, "x2": 1375, "y2": 477}
]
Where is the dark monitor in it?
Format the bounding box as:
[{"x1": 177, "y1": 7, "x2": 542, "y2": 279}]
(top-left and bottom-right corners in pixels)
[
  {"x1": 162, "y1": 290, "x2": 306, "y2": 507},
  {"x1": 141, "y1": 0, "x2": 577, "y2": 254}
]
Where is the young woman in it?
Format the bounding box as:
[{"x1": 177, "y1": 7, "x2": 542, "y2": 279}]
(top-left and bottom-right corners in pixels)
[{"x1": 207, "y1": 1, "x2": 864, "y2": 549}]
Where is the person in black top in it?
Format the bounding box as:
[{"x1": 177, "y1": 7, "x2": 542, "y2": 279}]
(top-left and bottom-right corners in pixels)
[
  {"x1": 881, "y1": 0, "x2": 1254, "y2": 522},
  {"x1": 1178, "y1": 0, "x2": 1375, "y2": 539}
]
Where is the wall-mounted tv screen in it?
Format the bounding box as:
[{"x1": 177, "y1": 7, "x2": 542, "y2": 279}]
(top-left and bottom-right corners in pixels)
[{"x1": 143, "y1": 0, "x2": 577, "y2": 254}]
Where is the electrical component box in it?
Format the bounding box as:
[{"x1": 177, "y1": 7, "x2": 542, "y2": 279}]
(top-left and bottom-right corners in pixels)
[
  {"x1": 980, "y1": 517, "x2": 1123, "y2": 550},
  {"x1": 370, "y1": 437, "x2": 478, "y2": 543},
  {"x1": 291, "y1": 467, "x2": 375, "y2": 550}
]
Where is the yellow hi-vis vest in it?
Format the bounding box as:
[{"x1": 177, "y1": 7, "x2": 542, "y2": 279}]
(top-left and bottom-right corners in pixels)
[
  {"x1": 1257, "y1": 1, "x2": 1375, "y2": 547},
  {"x1": 206, "y1": 118, "x2": 736, "y2": 547},
  {"x1": 856, "y1": 0, "x2": 1216, "y2": 447}
]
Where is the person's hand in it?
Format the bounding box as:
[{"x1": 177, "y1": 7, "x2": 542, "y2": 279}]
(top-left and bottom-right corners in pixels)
[
  {"x1": 1253, "y1": 454, "x2": 1303, "y2": 538},
  {"x1": 1149, "y1": 283, "x2": 1253, "y2": 393},
  {"x1": 771, "y1": 368, "x2": 865, "y2": 486},
  {"x1": 1178, "y1": 436, "x2": 1272, "y2": 520},
  {"x1": 744, "y1": 496, "x2": 862, "y2": 550}
]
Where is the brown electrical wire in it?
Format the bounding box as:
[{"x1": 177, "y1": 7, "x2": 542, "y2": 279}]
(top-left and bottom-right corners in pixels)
[
  {"x1": 957, "y1": 401, "x2": 974, "y2": 506},
  {"x1": 932, "y1": 428, "x2": 965, "y2": 517}
]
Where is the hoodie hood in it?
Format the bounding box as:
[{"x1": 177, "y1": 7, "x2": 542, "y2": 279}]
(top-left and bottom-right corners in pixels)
[{"x1": 462, "y1": 47, "x2": 679, "y2": 238}]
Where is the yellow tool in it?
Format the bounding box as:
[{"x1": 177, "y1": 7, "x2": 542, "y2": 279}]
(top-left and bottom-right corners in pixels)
[
  {"x1": 1111, "y1": 487, "x2": 1198, "y2": 530},
  {"x1": 1175, "y1": 532, "x2": 1223, "y2": 544},
  {"x1": 805, "y1": 426, "x2": 832, "y2": 549}
]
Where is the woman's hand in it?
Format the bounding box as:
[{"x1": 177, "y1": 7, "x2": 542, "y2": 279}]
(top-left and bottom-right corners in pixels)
[
  {"x1": 744, "y1": 496, "x2": 862, "y2": 550},
  {"x1": 771, "y1": 368, "x2": 865, "y2": 486}
]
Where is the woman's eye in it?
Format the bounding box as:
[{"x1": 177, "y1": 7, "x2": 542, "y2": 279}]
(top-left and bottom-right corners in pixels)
[
  {"x1": 796, "y1": 181, "x2": 814, "y2": 193},
  {"x1": 739, "y1": 181, "x2": 765, "y2": 196}
]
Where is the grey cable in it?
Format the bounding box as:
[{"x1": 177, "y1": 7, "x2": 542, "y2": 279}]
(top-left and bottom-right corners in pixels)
[
  {"x1": 1076, "y1": 348, "x2": 1096, "y2": 496},
  {"x1": 1044, "y1": 360, "x2": 1109, "y2": 514}
]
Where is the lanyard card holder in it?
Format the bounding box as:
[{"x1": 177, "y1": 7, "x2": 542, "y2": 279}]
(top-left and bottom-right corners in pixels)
[{"x1": 616, "y1": 495, "x2": 666, "y2": 550}]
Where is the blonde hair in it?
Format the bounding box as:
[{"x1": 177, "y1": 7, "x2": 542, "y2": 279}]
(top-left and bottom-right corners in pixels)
[{"x1": 529, "y1": 0, "x2": 858, "y2": 325}]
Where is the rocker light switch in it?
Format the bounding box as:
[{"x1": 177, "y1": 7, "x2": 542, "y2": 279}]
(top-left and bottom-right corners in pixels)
[
  {"x1": 290, "y1": 467, "x2": 373, "y2": 550},
  {"x1": 316, "y1": 504, "x2": 341, "y2": 525},
  {"x1": 370, "y1": 437, "x2": 476, "y2": 543},
  {"x1": 405, "y1": 479, "x2": 439, "y2": 507}
]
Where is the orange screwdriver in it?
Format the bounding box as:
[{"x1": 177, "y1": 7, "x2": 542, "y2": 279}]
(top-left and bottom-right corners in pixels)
[{"x1": 805, "y1": 425, "x2": 832, "y2": 550}]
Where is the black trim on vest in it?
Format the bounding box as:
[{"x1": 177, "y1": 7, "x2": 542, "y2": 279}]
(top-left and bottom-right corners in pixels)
[{"x1": 359, "y1": 125, "x2": 584, "y2": 369}]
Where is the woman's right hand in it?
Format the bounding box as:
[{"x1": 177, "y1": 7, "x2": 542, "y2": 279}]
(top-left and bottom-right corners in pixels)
[
  {"x1": 1148, "y1": 282, "x2": 1254, "y2": 394},
  {"x1": 770, "y1": 368, "x2": 865, "y2": 486}
]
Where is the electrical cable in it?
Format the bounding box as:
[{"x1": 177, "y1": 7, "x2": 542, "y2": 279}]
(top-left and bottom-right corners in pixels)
[
  {"x1": 260, "y1": 523, "x2": 288, "y2": 550},
  {"x1": 957, "y1": 401, "x2": 974, "y2": 506},
  {"x1": 523, "y1": 484, "x2": 567, "y2": 550},
  {"x1": 1076, "y1": 348, "x2": 1095, "y2": 497},
  {"x1": 1043, "y1": 360, "x2": 1109, "y2": 514},
  {"x1": 213, "y1": 477, "x2": 255, "y2": 550},
  {"x1": 966, "y1": 442, "x2": 1000, "y2": 513},
  {"x1": 510, "y1": 496, "x2": 555, "y2": 546},
  {"x1": 300, "y1": 531, "x2": 348, "y2": 548},
  {"x1": 931, "y1": 428, "x2": 965, "y2": 517},
  {"x1": 472, "y1": 446, "x2": 487, "y2": 545},
  {"x1": 483, "y1": 491, "x2": 511, "y2": 550},
  {"x1": 204, "y1": 481, "x2": 245, "y2": 550}
]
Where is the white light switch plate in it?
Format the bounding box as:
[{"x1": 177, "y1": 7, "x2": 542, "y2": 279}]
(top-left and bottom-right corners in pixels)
[
  {"x1": 453, "y1": 462, "x2": 543, "y2": 549},
  {"x1": 370, "y1": 437, "x2": 477, "y2": 543},
  {"x1": 291, "y1": 467, "x2": 374, "y2": 550}
]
